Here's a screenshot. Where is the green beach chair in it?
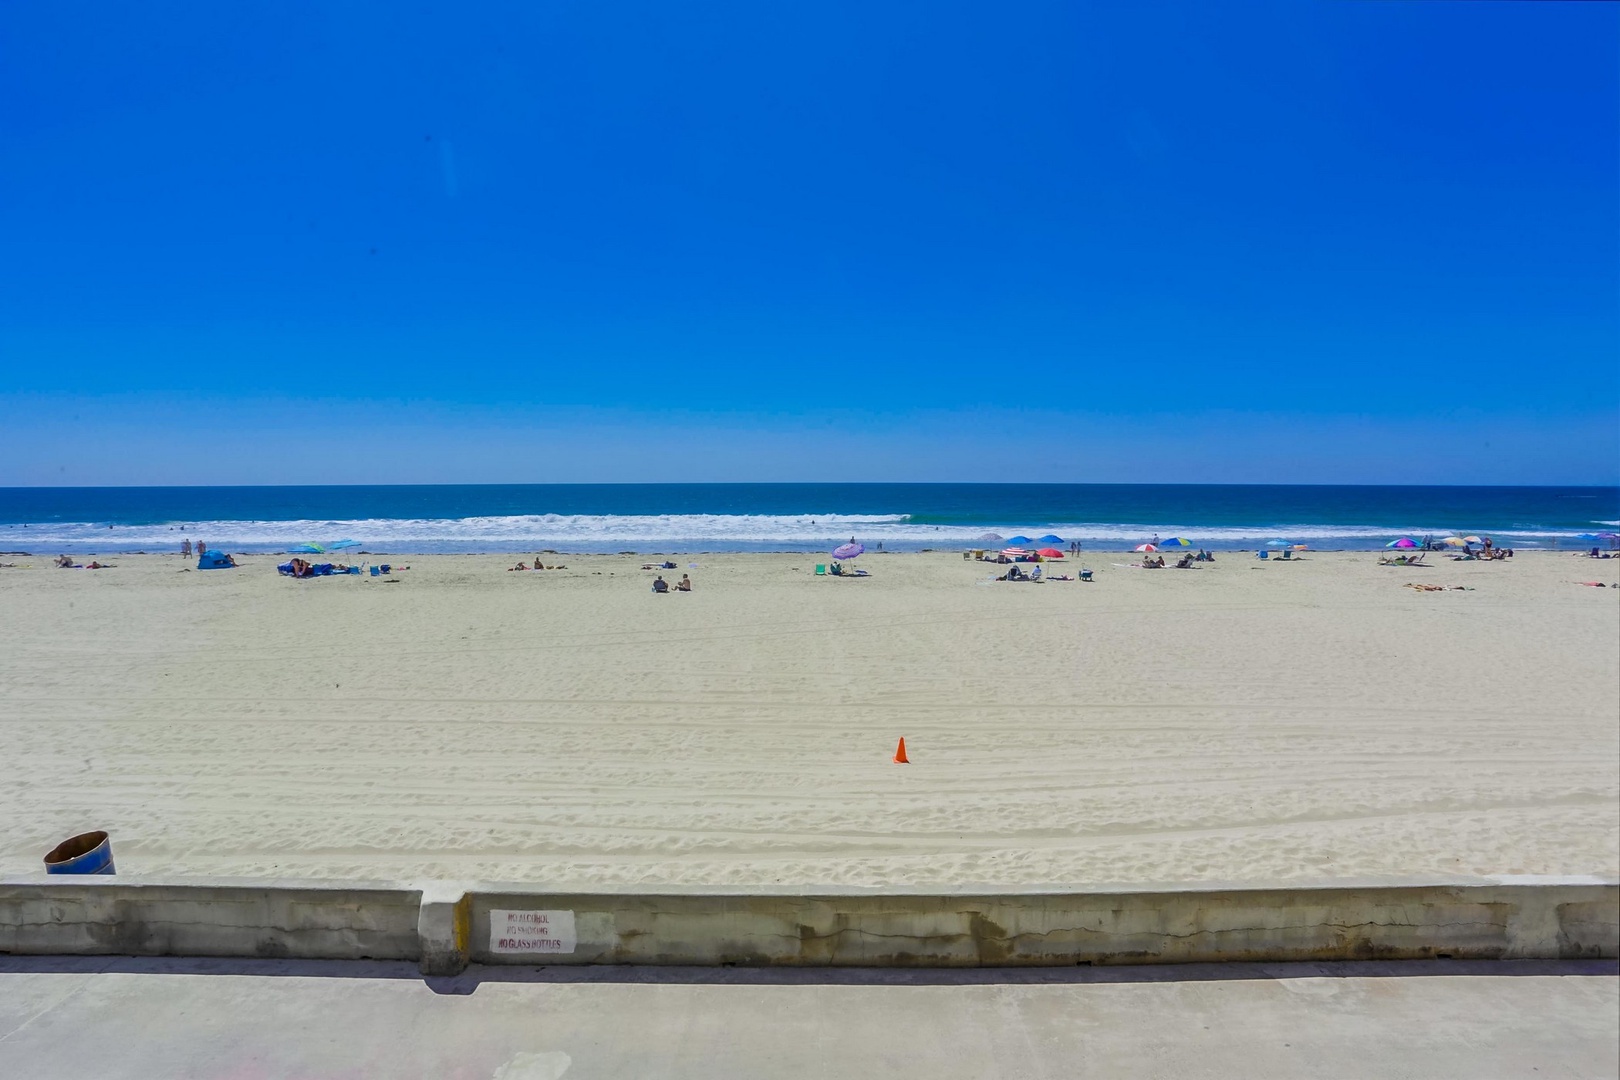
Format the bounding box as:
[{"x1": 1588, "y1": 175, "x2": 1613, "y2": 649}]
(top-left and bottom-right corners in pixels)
[{"x1": 815, "y1": 564, "x2": 826, "y2": 575}]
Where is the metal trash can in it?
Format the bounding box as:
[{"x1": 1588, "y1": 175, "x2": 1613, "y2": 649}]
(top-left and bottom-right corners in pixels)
[{"x1": 43, "y1": 830, "x2": 115, "y2": 875}]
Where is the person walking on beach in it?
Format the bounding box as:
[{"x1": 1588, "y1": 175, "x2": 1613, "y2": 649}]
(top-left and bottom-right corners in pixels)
[
  {"x1": 181, "y1": 538, "x2": 191, "y2": 557},
  {"x1": 197, "y1": 541, "x2": 207, "y2": 559}
]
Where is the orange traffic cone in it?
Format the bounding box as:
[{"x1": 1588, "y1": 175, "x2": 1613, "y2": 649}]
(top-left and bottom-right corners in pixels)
[{"x1": 893, "y1": 737, "x2": 909, "y2": 764}]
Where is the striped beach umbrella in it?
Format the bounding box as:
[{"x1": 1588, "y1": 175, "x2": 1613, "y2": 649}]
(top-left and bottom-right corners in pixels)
[
  {"x1": 1134, "y1": 543, "x2": 1158, "y2": 552},
  {"x1": 1159, "y1": 537, "x2": 1193, "y2": 547}
]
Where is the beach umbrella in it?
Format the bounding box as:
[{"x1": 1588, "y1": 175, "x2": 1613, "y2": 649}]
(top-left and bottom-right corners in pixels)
[
  {"x1": 328, "y1": 539, "x2": 360, "y2": 551},
  {"x1": 1462, "y1": 536, "x2": 1483, "y2": 544},
  {"x1": 1386, "y1": 538, "x2": 1418, "y2": 549},
  {"x1": 1438, "y1": 536, "x2": 1467, "y2": 548},
  {"x1": 1004, "y1": 535, "x2": 1032, "y2": 545},
  {"x1": 1160, "y1": 537, "x2": 1193, "y2": 547},
  {"x1": 1134, "y1": 543, "x2": 1158, "y2": 552},
  {"x1": 1035, "y1": 533, "x2": 1064, "y2": 545},
  {"x1": 975, "y1": 533, "x2": 1004, "y2": 543},
  {"x1": 1036, "y1": 547, "x2": 1064, "y2": 558},
  {"x1": 1265, "y1": 539, "x2": 1291, "y2": 548},
  {"x1": 291, "y1": 543, "x2": 324, "y2": 554},
  {"x1": 1001, "y1": 547, "x2": 1030, "y2": 559},
  {"x1": 832, "y1": 542, "x2": 864, "y2": 560}
]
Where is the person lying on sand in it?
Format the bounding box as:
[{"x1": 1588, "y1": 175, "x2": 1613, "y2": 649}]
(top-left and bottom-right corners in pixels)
[
  {"x1": 509, "y1": 562, "x2": 529, "y2": 571},
  {"x1": 676, "y1": 574, "x2": 692, "y2": 591}
]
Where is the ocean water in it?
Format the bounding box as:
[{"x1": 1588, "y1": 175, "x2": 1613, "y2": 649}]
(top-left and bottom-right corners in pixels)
[{"x1": 1, "y1": 484, "x2": 1616, "y2": 555}]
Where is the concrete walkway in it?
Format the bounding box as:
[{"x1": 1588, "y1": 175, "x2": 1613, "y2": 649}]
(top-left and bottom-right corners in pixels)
[{"x1": 1, "y1": 957, "x2": 1615, "y2": 1079}]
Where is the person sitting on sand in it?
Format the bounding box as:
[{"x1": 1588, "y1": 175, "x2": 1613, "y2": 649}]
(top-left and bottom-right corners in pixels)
[
  {"x1": 509, "y1": 562, "x2": 529, "y2": 571},
  {"x1": 676, "y1": 574, "x2": 692, "y2": 592},
  {"x1": 289, "y1": 557, "x2": 313, "y2": 578},
  {"x1": 55, "y1": 555, "x2": 75, "y2": 568},
  {"x1": 1176, "y1": 553, "x2": 1193, "y2": 568},
  {"x1": 652, "y1": 575, "x2": 669, "y2": 593}
]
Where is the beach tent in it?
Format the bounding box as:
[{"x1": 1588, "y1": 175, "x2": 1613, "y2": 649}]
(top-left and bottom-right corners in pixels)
[{"x1": 197, "y1": 550, "x2": 235, "y2": 570}]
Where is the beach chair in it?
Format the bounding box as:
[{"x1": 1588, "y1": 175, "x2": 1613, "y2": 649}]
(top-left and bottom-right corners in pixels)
[
  {"x1": 815, "y1": 564, "x2": 826, "y2": 575},
  {"x1": 1079, "y1": 568, "x2": 1093, "y2": 582}
]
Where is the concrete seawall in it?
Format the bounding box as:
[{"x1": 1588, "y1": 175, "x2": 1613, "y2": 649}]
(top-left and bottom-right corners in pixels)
[{"x1": 3, "y1": 878, "x2": 1615, "y2": 976}]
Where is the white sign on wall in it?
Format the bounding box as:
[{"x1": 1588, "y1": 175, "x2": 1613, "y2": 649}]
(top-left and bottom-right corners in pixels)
[{"x1": 489, "y1": 909, "x2": 577, "y2": 955}]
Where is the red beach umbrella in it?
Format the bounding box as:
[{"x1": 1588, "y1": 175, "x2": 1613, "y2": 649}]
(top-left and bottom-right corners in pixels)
[{"x1": 1037, "y1": 547, "x2": 1064, "y2": 558}]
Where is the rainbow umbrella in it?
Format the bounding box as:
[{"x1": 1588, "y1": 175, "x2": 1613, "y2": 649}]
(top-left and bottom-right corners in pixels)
[
  {"x1": 1160, "y1": 537, "x2": 1193, "y2": 547},
  {"x1": 1386, "y1": 538, "x2": 1418, "y2": 549},
  {"x1": 291, "y1": 543, "x2": 324, "y2": 554}
]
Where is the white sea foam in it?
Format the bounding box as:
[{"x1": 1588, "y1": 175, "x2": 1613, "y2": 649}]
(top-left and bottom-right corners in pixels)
[{"x1": 0, "y1": 513, "x2": 1598, "y2": 553}]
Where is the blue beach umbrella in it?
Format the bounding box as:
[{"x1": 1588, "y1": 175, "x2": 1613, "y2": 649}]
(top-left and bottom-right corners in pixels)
[
  {"x1": 290, "y1": 543, "x2": 324, "y2": 554},
  {"x1": 1004, "y1": 535, "x2": 1032, "y2": 545},
  {"x1": 328, "y1": 538, "x2": 360, "y2": 551},
  {"x1": 1035, "y1": 533, "x2": 1064, "y2": 545},
  {"x1": 1160, "y1": 537, "x2": 1193, "y2": 547},
  {"x1": 1265, "y1": 539, "x2": 1291, "y2": 548}
]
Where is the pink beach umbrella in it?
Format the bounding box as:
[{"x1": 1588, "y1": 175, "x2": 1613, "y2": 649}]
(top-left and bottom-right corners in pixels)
[
  {"x1": 1386, "y1": 537, "x2": 1419, "y2": 549},
  {"x1": 1134, "y1": 543, "x2": 1158, "y2": 552}
]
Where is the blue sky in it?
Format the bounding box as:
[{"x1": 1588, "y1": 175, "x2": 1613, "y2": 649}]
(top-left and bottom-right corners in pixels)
[{"x1": 2, "y1": 1, "x2": 1615, "y2": 485}]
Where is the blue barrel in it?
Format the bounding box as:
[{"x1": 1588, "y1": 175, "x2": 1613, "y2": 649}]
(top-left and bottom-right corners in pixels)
[{"x1": 44, "y1": 830, "x2": 115, "y2": 875}]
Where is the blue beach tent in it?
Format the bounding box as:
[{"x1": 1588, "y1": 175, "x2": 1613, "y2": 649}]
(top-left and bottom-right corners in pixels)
[{"x1": 197, "y1": 550, "x2": 235, "y2": 570}]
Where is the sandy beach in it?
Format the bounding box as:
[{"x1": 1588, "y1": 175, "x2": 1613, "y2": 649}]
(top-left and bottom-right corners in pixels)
[{"x1": 2, "y1": 550, "x2": 1615, "y2": 887}]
